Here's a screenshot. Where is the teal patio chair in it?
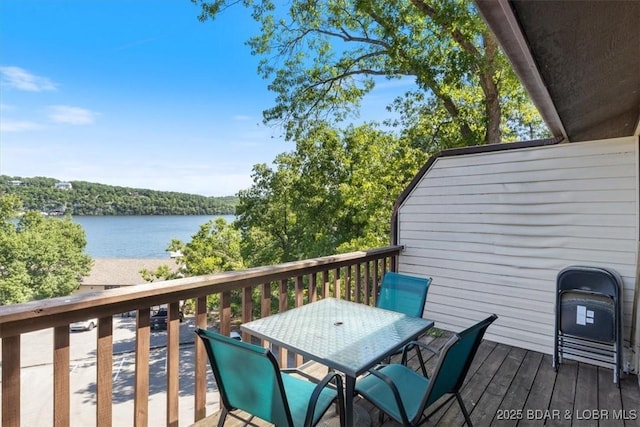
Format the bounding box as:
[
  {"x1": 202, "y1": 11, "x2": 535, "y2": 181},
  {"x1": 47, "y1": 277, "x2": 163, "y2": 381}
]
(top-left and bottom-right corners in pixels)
[
  {"x1": 355, "y1": 314, "x2": 498, "y2": 427},
  {"x1": 377, "y1": 272, "x2": 432, "y2": 318},
  {"x1": 377, "y1": 272, "x2": 432, "y2": 373},
  {"x1": 195, "y1": 328, "x2": 345, "y2": 427}
]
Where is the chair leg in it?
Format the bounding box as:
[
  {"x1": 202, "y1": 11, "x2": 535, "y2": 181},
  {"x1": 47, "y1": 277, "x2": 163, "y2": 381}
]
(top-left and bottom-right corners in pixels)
[
  {"x1": 456, "y1": 393, "x2": 473, "y2": 427},
  {"x1": 217, "y1": 408, "x2": 228, "y2": 427},
  {"x1": 415, "y1": 346, "x2": 427, "y2": 377}
]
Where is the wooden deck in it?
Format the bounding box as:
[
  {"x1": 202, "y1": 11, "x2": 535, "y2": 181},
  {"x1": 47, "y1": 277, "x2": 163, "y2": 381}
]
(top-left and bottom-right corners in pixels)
[{"x1": 193, "y1": 333, "x2": 640, "y2": 427}]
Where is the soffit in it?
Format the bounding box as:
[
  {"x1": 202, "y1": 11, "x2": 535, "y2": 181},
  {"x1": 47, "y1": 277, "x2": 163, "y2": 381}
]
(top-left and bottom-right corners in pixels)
[{"x1": 474, "y1": 0, "x2": 640, "y2": 142}]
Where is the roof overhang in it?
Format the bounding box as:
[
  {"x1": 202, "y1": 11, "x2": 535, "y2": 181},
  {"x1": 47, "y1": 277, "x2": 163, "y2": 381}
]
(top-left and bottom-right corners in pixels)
[{"x1": 474, "y1": 0, "x2": 640, "y2": 142}]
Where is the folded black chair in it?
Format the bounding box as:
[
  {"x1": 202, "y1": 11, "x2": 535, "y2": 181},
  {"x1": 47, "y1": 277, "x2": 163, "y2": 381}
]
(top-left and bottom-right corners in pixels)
[
  {"x1": 195, "y1": 328, "x2": 345, "y2": 427},
  {"x1": 355, "y1": 314, "x2": 498, "y2": 427}
]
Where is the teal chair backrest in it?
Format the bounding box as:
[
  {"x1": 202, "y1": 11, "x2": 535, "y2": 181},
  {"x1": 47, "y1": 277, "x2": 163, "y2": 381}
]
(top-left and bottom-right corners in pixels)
[
  {"x1": 424, "y1": 314, "x2": 498, "y2": 408},
  {"x1": 377, "y1": 272, "x2": 432, "y2": 318},
  {"x1": 195, "y1": 328, "x2": 293, "y2": 426}
]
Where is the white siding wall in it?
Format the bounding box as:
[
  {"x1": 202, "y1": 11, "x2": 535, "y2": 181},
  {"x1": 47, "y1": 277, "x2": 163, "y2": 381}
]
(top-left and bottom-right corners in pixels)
[{"x1": 397, "y1": 137, "x2": 638, "y2": 362}]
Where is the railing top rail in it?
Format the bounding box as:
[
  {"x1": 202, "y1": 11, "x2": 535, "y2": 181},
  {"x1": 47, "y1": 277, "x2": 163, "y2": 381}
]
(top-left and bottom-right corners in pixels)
[{"x1": 0, "y1": 245, "x2": 402, "y2": 338}]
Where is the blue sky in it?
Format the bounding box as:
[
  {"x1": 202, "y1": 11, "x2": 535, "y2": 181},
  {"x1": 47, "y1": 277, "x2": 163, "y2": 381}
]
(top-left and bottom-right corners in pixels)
[{"x1": 0, "y1": 1, "x2": 410, "y2": 196}]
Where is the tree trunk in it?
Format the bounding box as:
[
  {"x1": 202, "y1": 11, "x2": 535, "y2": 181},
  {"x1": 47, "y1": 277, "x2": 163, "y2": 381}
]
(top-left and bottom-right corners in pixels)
[{"x1": 478, "y1": 31, "x2": 502, "y2": 145}]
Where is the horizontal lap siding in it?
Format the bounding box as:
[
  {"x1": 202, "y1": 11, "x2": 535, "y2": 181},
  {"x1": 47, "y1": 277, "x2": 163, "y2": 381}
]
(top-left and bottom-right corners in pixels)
[{"x1": 397, "y1": 137, "x2": 638, "y2": 355}]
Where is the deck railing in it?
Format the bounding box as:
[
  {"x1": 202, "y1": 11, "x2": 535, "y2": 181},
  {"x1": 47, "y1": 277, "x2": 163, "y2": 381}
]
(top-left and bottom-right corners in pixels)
[{"x1": 0, "y1": 245, "x2": 402, "y2": 427}]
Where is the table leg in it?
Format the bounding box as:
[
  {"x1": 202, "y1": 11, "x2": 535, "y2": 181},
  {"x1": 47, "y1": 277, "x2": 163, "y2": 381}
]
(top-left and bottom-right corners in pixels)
[{"x1": 345, "y1": 375, "x2": 355, "y2": 427}]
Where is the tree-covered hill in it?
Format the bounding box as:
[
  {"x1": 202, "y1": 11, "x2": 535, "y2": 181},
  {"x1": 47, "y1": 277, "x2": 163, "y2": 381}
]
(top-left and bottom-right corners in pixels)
[{"x1": 0, "y1": 176, "x2": 238, "y2": 215}]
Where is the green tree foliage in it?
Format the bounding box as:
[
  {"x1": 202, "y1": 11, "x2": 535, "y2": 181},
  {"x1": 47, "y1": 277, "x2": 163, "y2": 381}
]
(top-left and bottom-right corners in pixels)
[
  {"x1": 193, "y1": 0, "x2": 548, "y2": 148},
  {"x1": 236, "y1": 122, "x2": 427, "y2": 263},
  {"x1": 0, "y1": 176, "x2": 238, "y2": 216},
  {"x1": 0, "y1": 194, "x2": 93, "y2": 305},
  {"x1": 142, "y1": 218, "x2": 247, "y2": 315}
]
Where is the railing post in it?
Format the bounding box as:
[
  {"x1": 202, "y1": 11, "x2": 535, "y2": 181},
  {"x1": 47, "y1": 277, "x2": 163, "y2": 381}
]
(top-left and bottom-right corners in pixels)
[
  {"x1": 194, "y1": 296, "x2": 208, "y2": 423},
  {"x1": 53, "y1": 326, "x2": 70, "y2": 427},
  {"x1": 220, "y1": 291, "x2": 231, "y2": 336},
  {"x1": 355, "y1": 263, "x2": 362, "y2": 304},
  {"x1": 2, "y1": 335, "x2": 20, "y2": 427},
  {"x1": 372, "y1": 259, "x2": 381, "y2": 306},
  {"x1": 322, "y1": 270, "x2": 330, "y2": 299},
  {"x1": 134, "y1": 308, "x2": 150, "y2": 427},
  {"x1": 364, "y1": 261, "x2": 371, "y2": 306},
  {"x1": 278, "y1": 279, "x2": 289, "y2": 367},
  {"x1": 166, "y1": 302, "x2": 180, "y2": 427},
  {"x1": 97, "y1": 316, "x2": 113, "y2": 427},
  {"x1": 261, "y1": 283, "x2": 271, "y2": 319},
  {"x1": 334, "y1": 267, "x2": 341, "y2": 299},
  {"x1": 345, "y1": 265, "x2": 352, "y2": 302},
  {"x1": 309, "y1": 273, "x2": 317, "y2": 303},
  {"x1": 294, "y1": 276, "x2": 304, "y2": 366},
  {"x1": 242, "y1": 287, "x2": 253, "y2": 342}
]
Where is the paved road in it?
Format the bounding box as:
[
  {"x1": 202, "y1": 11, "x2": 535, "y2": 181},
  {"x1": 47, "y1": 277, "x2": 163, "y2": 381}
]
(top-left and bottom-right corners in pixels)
[{"x1": 1, "y1": 317, "x2": 221, "y2": 427}]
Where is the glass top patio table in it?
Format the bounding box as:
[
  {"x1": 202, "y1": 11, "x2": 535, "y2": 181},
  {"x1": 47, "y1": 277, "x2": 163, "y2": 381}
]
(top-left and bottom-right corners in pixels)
[{"x1": 241, "y1": 297, "x2": 434, "y2": 378}]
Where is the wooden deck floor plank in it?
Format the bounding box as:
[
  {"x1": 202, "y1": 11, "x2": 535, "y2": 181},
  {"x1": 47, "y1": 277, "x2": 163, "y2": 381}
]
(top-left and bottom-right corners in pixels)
[
  {"x1": 619, "y1": 374, "x2": 640, "y2": 427},
  {"x1": 572, "y1": 363, "x2": 598, "y2": 427},
  {"x1": 435, "y1": 342, "x2": 511, "y2": 426},
  {"x1": 518, "y1": 354, "x2": 558, "y2": 427},
  {"x1": 419, "y1": 339, "x2": 499, "y2": 427},
  {"x1": 598, "y1": 367, "x2": 625, "y2": 427},
  {"x1": 546, "y1": 360, "x2": 578, "y2": 427},
  {"x1": 471, "y1": 346, "x2": 527, "y2": 427},
  {"x1": 489, "y1": 349, "x2": 543, "y2": 427}
]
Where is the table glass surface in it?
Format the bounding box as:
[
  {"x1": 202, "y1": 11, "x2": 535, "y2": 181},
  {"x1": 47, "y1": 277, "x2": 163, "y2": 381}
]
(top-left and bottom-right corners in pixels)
[{"x1": 241, "y1": 297, "x2": 433, "y2": 377}]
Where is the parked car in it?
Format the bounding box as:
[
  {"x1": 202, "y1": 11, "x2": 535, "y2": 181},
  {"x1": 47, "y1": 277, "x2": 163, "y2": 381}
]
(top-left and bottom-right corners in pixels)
[
  {"x1": 70, "y1": 318, "x2": 98, "y2": 331},
  {"x1": 150, "y1": 307, "x2": 184, "y2": 330}
]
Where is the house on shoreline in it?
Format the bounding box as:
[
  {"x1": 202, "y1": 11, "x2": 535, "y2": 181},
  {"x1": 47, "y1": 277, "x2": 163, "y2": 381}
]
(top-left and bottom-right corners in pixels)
[{"x1": 77, "y1": 258, "x2": 180, "y2": 293}]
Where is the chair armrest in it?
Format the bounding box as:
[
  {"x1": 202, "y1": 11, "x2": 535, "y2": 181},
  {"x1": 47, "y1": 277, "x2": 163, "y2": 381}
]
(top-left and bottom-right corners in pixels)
[
  {"x1": 281, "y1": 368, "x2": 322, "y2": 383},
  {"x1": 305, "y1": 371, "x2": 344, "y2": 427},
  {"x1": 402, "y1": 340, "x2": 440, "y2": 356},
  {"x1": 400, "y1": 340, "x2": 439, "y2": 377},
  {"x1": 366, "y1": 367, "x2": 412, "y2": 426}
]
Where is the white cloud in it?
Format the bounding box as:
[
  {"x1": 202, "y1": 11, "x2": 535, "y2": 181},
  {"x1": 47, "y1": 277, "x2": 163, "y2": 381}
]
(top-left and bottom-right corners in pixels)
[
  {"x1": 233, "y1": 115, "x2": 252, "y2": 121},
  {"x1": 0, "y1": 66, "x2": 57, "y2": 92},
  {"x1": 48, "y1": 105, "x2": 99, "y2": 125},
  {"x1": 0, "y1": 119, "x2": 44, "y2": 132}
]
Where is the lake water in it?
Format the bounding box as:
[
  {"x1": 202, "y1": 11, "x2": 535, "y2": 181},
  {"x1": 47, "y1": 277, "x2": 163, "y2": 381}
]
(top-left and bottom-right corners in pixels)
[{"x1": 72, "y1": 215, "x2": 235, "y2": 258}]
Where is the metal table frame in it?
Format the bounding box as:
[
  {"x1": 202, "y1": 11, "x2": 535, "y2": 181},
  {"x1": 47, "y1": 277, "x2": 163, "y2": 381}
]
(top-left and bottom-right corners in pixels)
[{"x1": 241, "y1": 297, "x2": 434, "y2": 426}]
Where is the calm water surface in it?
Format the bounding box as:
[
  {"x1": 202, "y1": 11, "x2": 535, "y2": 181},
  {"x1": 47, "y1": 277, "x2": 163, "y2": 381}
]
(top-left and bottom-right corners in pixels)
[{"x1": 72, "y1": 215, "x2": 234, "y2": 258}]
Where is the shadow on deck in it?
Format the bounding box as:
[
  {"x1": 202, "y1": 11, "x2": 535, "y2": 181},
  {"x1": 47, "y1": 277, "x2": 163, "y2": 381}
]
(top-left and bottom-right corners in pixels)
[{"x1": 192, "y1": 333, "x2": 640, "y2": 427}]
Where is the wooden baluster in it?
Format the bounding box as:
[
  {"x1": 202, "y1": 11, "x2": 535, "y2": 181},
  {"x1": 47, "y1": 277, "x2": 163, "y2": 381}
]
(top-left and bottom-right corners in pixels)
[
  {"x1": 372, "y1": 259, "x2": 381, "y2": 306},
  {"x1": 309, "y1": 273, "x2": 317, "y2": 303},
  {"x1": 194, "y1": 296, "x2": 208, "y2": 422},
  {"x1": 261, "y1": 283, "x2": 271, "y2": 318},
  {"x1": 364, "y1": 261, "x2": 371, "y2": 306},
  {"x1": 345, "y1": 265, "x2": 352, "y2": 302},
  {"x1": 54, "y1": 326, "x2": 70, "y2": 427},
  {"x1": 2, "y1": 335, "x2": 20, "y2": 427},
  {"x1": 294, "y1": 276, "x2": 304, "y2": 366},
  {"x1": 220, "y1": 291, "x2": 231, "y2": 336},
  {"x1": 97, "y1": 316, "x2": 113, "y2": 427},
  {"x1": 134, "y1": 308, "x2": 150, "y2": 427},
  {"x1": 278, "y1": 279, "x2": 289, "y2": 367},
  {"x1": 334, "y1": 267, "x2": 342, "y2": 299},
  {"x1": 322, "y1": 270, "x2": 330, "y2": 299},
  {"x1": 166, "y1": 302, "x2": 180, "y2": 427},
  {"x1": 242, "y1": 287, "x2": 253, "y2": 342},
  {"x1": 260, "y1": 283, "x2": 271, "y2": 348},
  {"x1": 355, "y1": 263, "x2": 362, "y2": 304}
]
